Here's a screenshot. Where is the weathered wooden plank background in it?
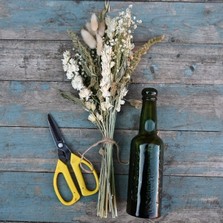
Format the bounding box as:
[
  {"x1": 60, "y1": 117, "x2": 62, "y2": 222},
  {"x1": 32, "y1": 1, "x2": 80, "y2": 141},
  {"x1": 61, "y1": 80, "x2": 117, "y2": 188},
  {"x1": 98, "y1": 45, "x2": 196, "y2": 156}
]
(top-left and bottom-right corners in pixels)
[{"x1": 1, "y1": 0, "x2": 223, "y2": 222}]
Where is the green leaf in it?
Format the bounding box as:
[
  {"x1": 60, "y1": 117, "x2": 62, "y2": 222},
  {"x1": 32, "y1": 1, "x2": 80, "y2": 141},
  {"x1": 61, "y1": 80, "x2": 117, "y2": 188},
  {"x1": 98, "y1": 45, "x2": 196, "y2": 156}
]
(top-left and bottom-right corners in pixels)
[{"x1": 59, "y1": 90, "x2": 83, "y2": 106}]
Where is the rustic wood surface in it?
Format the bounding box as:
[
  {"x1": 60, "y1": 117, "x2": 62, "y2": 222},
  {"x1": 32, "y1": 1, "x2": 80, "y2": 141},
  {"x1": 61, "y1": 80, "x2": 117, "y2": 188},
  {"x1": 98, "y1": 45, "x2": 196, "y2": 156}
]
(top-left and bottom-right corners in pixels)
[{"x1": 1, "y1": 0, "x2": 223, "y2": 222}]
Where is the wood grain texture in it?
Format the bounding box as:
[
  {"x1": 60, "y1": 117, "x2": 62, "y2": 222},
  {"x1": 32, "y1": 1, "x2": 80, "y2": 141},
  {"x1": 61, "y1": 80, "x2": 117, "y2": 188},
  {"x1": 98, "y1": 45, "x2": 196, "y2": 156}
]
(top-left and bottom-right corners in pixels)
[
  {"x1": 0, "y1": 173, "x2": 223, "y2": 222},
  {"x1": 0, "y1": 1, "x2": 223, "y2": 43},
  {"x1": 1, "y1": 81, "x2": 223, "y2": 131},
  {"x1": 1, "y1": 40, "x2": 223, "y2": 85},
  {"x1": 1, "y1": 127, "x2": 223, "y2": 178},
  {"x1": 1, "y1": 0, "x2": 223, "y2": 222}
]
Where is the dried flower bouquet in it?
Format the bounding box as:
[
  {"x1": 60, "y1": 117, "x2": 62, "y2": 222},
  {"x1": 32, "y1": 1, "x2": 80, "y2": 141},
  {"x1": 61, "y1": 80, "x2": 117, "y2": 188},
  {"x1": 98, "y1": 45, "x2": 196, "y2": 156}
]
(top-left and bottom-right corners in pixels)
[{"x1": 61, "y1": 1, "x2": 164, "y2": 218}]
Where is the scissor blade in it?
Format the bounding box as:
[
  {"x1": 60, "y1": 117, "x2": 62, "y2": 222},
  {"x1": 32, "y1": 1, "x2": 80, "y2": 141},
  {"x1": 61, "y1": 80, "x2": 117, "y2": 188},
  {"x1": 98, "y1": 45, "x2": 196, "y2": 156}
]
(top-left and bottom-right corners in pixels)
[{"x1": 48, "y1": 114, "x2": 65, "y2": 146}]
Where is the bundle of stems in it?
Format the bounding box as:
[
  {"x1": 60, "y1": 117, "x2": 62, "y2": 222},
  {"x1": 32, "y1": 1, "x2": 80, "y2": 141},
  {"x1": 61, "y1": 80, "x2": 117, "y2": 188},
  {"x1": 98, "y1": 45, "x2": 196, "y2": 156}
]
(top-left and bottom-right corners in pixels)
[{"x1": 97, "y1": 111, "x2": 117, "y2": 218}]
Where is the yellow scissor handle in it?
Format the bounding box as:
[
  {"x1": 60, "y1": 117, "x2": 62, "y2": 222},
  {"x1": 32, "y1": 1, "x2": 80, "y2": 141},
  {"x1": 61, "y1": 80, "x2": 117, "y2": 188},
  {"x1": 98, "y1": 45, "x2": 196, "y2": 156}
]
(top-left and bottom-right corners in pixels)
[
  {"x1": 53, "y1": 159, "x2": 81, "y2": 206},
  {"x1": 70, "y1": 153, "x2": 99, "y2": 196}
]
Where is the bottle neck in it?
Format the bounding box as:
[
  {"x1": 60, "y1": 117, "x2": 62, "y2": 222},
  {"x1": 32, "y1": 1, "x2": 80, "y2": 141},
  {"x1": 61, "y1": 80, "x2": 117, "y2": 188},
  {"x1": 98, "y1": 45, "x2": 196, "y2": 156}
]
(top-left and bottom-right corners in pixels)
[{"x1": 139, "y1": 99, "x2": 157, "y2": 135}]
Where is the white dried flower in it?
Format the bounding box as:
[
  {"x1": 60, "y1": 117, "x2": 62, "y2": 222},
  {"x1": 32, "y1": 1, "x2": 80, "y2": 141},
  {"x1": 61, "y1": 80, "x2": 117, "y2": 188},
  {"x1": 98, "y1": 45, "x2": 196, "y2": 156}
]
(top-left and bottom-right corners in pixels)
[
  {"x1": 105, "y1": 16, "x2": 117, "y2": 39},
  {"x1": 62, "y1": 50, "x2": 70, "y2": 66},
  {"x1": 71, "y1": 74, "x2": 84, "y2": 90},
  {"x1": 100, "y1": 44, "x2": 113, "y2": 88},
  {"x1": 85, "y1": 101, "x2": 96, "y2": 111},
  {"x1": 116, "y1": 87, "x2": 128, "y2": 112},
  {"x1": 85, "y1": 22, "x2": 96, "y2": 36},
  {"x1": 62, "y1": 51, "x2": 80, "y2": 80},
  {"x1": 69, "y1": 58, "x2": 79, "y2": 77},
  {"x1": 101, "y1": 84, "x2": 111, "y2": 98},
  {"x1": 62, "y1": 51, "x2": 71, "y2": 73},
  {"x1": 79, "y1": 87, "x2": 92, "y2": 100},
  {"x1": 81, "y1": 29, "x2": 96, "y2": 49},
  {"x1": 101, "y1": 98, "x2": 113, "y2": 111},
  {"x1": 100, "y1": 75, "x2": 110, "y2": 88},
  {"x1": 91, "y1": 13, "x2": 99, "y2": 32},
  {"x1": 88, "y1": 113, "x2": 96, "y2": 123},
  {"x1": 96, "y1": 112, "x2": 103, "y2": 121},
  {"x1": 96, "y1": 34, "x2": 103, "y2": 56},
  {"x1": 66, "y1": 71, "x2": 74, "y2": 80}
]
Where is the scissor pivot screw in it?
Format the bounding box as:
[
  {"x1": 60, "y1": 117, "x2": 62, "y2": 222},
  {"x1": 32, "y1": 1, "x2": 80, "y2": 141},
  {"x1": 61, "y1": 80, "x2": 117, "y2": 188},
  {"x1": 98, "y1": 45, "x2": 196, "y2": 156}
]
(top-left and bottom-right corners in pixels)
[{"x1": 58, "y1": 143, "x2": 63, "y2": 148}]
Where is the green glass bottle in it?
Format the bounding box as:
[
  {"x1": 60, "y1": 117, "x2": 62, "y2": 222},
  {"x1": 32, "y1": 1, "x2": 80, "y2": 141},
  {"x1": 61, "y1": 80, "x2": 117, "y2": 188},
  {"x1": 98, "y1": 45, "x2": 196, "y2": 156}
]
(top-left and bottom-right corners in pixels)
[{"x1": 126, "y1": 88, "x2": 164, "y2": 219}]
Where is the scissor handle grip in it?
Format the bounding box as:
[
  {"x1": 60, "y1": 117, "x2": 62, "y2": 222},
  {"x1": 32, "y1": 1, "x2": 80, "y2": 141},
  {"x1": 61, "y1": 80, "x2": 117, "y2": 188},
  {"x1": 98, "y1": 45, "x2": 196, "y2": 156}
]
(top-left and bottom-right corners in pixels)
[
  {"x1": 70, "y1": 153, "x2": 99, "y2": 196},
  {"x1": 53, "y1": 159, "x2": 80, "y2": 206}
]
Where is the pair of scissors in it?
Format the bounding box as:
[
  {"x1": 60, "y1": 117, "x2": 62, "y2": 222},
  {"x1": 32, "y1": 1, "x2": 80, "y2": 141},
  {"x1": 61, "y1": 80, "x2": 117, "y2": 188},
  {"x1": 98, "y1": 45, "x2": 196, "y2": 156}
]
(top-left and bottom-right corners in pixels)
[{"x1": 48, "y1": 114, "x2": 99, "y2": 206}]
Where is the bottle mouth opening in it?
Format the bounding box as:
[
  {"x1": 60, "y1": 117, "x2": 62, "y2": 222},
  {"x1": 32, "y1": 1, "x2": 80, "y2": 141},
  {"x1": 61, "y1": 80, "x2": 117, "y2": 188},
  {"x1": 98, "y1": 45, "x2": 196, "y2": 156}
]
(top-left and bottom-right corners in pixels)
[{"x1": 142, "y1": 88, "x2": 158, "y2": 101}]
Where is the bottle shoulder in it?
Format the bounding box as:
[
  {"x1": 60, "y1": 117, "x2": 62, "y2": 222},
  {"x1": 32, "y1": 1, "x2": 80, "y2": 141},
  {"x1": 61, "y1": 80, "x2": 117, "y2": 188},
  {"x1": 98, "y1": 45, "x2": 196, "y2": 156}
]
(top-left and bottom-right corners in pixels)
[{"x1": 132, "y1": 133, "x2": 164, "y2": 146}]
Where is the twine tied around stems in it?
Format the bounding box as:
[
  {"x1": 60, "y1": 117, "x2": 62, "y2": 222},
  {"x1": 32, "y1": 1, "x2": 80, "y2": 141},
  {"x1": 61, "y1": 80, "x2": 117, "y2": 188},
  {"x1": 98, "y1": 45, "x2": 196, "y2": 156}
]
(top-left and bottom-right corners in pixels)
[{"x1": 79, "y1": 137, "x2": 129, "y2": 173}]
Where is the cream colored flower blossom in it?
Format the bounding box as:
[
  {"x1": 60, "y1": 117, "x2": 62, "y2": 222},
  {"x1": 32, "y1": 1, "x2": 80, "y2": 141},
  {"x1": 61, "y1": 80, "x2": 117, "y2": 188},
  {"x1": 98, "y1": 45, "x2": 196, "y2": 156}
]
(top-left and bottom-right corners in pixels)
[
  {"x1": 105, "y1": 16, "x2": 117, "y2": 39},
  {"x1": 67, "y1": 58, "x2": 80, "y2": 79},
  {"x1": 84, "y1": 13, "x2": 106, "y2": 55},
  {"x1": 116, "y1": 87, "x2": 128, "y2": 112},
  {"x1": 71, "y1": 74, "x2": 84, "y2": 90},
  {"x1": 91, "y1": 13, "x2": 98, "y2": 32},
  {"x1": 96, "y1": 112, "x2": 103, "y2": 121},
  {"x1": 101, "y1": 84, "x2": 111, "y2": 98},
  {"x1": 96, "y1": 34, "x2": 103, "y2": 56},
  {"x1": 62, "y1": 51, "x2": 70, "y2": 69},
  {"x1": 100, "y1": 44, "x2": 113, "y2": 87},
  {"x1": 79, "y1": 87, "x2": 92, "y2": 100},
  {"x1": 88, "y1": 113, "x2": 96, "y2": 123},
  {"x1": 81, "y1": 29, "x2": 97, "y2": 49},
  {"x1": 85, "y1": 22, "x2": 96, "y2": 36},
  {"x1": 66, "y1": 69, "x2": 74, "y2": 80},
  {"x1": 62, "y1": 51, "x2": 80, "y2": 80},
  {"x1": 85, "y1": 101, "x2": 96, "y2": 111},
  {"x1": 101, "y1": 98, "x2": 113, "y2": 111},
  {"x1": 62, "y1": 51, "x2": 71, "y2": 75}
]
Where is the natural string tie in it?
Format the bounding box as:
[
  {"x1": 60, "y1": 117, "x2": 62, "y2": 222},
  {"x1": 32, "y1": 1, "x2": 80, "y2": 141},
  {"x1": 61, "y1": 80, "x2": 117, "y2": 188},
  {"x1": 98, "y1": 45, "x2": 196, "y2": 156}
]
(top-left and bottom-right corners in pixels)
[{"x1": 79, "y1": 137, "x2": 129, "y2": 173}]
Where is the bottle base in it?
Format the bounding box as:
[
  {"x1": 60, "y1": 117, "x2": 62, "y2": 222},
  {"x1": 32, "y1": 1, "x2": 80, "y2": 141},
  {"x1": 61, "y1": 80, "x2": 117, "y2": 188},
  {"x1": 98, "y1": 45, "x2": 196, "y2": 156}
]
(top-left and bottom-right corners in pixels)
[{"x1": 126, "y1": 210, "x2": 161, "y2": 219}]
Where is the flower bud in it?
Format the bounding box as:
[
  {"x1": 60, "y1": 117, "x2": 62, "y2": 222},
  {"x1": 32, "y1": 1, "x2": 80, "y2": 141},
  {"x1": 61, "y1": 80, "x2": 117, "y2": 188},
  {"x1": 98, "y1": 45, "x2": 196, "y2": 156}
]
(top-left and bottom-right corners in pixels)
[
  {"x1": 81, "y1": 29, "x2": 97, "y2": 49},
  {"x1": 91, "y1": 13, "x2": 98, "y2": 32}
]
